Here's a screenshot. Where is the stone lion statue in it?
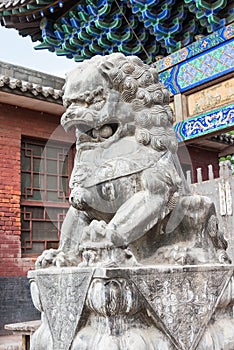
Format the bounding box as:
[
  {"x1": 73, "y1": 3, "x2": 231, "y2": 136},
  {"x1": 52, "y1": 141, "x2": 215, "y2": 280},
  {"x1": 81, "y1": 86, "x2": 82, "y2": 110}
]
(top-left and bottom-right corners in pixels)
[{"x1": 36, "y1": 53, "x2": 230, "y2": 268}]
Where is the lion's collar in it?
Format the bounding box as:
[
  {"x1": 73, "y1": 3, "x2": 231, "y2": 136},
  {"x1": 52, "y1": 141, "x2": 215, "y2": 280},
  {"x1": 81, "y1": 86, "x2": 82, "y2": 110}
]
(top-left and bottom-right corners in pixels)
[{"x1": 70, "y1": 137, "x2": 166, "y2": 188}]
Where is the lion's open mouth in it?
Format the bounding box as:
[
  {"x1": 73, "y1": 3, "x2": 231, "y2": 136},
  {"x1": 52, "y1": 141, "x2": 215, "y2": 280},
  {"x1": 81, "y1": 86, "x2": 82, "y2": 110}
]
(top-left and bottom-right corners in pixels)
[{"x1": 78, "y1": 123, "x2": 119, "y2": 143}]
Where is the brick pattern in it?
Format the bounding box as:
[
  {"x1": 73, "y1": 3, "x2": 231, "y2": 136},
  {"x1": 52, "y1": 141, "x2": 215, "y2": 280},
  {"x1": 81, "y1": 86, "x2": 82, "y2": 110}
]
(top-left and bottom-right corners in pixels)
[
  {"x1": 0, "y1": 102, "x2": 75, "y2": 277},
  {"x1": 0, "y1": 277, "x2": 40, "y2": 335}
]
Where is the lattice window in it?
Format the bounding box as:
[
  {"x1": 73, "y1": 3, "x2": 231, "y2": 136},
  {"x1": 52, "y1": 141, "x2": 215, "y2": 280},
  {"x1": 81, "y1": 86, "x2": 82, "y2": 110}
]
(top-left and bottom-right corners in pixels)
[{"x1": 21, "y1": 139, "x2": 72, "y2": 256}]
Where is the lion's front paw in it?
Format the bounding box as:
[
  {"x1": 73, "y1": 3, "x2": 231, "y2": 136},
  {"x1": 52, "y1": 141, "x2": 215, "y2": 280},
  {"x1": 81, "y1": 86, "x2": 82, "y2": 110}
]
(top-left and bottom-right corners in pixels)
[
  {"x1": 35, "y1": 249, "x2": 60, "y2": 269},
  {"x1": 35, "y1": 249, "x2": 80, "y2": 269}
]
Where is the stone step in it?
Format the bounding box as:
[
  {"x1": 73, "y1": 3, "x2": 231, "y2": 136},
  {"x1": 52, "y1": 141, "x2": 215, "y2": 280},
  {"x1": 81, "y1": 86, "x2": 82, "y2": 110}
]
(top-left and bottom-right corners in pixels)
[{"x1": 0, "y1": 335, "x2": 21, "y2": 350}]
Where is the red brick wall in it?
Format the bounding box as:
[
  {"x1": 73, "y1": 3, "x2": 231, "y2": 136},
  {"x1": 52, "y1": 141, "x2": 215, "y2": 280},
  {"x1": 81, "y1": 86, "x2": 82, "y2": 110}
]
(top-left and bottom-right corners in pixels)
[{"x1": 0, "y1": 102, "x2": 74, "y2": 277}]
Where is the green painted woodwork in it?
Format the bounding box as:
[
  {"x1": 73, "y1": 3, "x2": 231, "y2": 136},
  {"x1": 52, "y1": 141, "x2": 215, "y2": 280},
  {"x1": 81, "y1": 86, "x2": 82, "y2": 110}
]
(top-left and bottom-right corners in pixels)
[{"x1": 0, "y1": 0, "x2": 231, "y2": 62}]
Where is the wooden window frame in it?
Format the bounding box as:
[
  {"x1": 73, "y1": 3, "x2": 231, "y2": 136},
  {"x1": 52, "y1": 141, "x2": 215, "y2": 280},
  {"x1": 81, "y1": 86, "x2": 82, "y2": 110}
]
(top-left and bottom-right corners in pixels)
[{"x1": 21, "y1": 138, "x2": 73, "y2": 257}]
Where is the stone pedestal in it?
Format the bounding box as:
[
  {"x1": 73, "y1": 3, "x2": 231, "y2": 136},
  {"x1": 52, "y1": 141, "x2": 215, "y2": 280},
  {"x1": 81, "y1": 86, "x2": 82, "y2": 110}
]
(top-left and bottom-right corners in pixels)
[{"x1": 28, "y1": 264, "x2": 234, "y2": 350}]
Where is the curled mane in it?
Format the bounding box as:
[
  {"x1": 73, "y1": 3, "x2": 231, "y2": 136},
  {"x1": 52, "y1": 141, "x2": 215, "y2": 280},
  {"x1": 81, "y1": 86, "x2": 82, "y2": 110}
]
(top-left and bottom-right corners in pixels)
[{"x1": 97, "y1": 53, "x2": 177, "y2": 154}]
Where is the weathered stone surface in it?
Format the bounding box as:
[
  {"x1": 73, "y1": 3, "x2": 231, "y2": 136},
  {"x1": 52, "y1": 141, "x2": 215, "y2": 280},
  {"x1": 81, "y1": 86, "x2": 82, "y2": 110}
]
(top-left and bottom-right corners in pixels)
[
  {"x1": 29, "y1": 53, "x2": 234, "y2": 350},
  {"x1": 129, "y1": 266, "x2": 233, "y2": 350},
  {"x1": 36, "y1": 53, "x2": 230, "y2": 269},
  {"x1": 29, "y1": 265, "x2": 234, "y2": 350},
  {"x1": 29, "y1": 268, "x2": 93, "y2": 350}
]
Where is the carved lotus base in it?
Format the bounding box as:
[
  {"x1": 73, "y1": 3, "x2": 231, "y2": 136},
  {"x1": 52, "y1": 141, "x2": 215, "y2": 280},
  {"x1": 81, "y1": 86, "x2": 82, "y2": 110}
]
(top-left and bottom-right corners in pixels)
[
  {"x1": 28, "y1": 265, "x2": 234, "y2": 350},
  {"x1": 71, "y1": 318, "x2": 169, "y2": 350}
]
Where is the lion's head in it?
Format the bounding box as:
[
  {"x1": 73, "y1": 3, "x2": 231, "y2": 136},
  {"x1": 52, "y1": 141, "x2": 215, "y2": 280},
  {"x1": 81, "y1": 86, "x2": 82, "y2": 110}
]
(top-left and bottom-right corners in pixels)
[{"x1": 61, "y1": 53, "x2": 177, "y2": 153}]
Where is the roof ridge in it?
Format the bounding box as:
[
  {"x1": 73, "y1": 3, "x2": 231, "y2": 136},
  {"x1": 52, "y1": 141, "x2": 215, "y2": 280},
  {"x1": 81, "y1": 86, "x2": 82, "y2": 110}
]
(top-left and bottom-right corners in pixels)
[{"x1": 0, "y1": 73, "x2": 63, "y2": 102}]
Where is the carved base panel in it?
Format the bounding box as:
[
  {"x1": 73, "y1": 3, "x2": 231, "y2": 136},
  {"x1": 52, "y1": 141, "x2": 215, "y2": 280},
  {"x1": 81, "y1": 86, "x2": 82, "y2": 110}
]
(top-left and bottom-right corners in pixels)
[{"x1": 28, "y1": 265, "x2": 234, "y2": 350}]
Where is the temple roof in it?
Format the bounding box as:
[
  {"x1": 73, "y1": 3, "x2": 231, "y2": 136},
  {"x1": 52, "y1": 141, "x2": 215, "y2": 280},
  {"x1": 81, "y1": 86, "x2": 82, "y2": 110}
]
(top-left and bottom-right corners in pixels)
[
  {"x1": 0, "y1": 60, "x2": 63, "y2": 103},
  {"x1": 0, "y1": 73, "x2": 63, "y2": 100},
  {"x1": 0, "y1": 0, "x2": 233, "y2": 63}
]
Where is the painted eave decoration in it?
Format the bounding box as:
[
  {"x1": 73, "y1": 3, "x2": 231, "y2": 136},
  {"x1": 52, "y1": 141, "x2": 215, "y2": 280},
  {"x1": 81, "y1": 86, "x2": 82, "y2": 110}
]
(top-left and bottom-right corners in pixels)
[
  {"x1": 175, "y1": 104, "x2": 234, "y2": 142},
  {"x1": 0, "y1": 0, "x2": 233, "y2": 63}
]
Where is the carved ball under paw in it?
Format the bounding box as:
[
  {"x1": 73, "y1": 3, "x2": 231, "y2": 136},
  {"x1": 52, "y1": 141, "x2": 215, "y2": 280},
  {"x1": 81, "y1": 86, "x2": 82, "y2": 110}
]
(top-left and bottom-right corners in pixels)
[{"x1": 79, "y1": 250, "x2": 97, "y2": 267}]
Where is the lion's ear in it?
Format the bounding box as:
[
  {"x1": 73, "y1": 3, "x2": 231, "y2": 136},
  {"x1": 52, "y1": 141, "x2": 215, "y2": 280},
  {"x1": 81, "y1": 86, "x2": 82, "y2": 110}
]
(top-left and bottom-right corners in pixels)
[
  {"x1": 149, "y1": 68, "x2": 159, "y2": 83},
  {"x1": 98, "y1": 61, "x2": 115, "y2": 87},
  {"x1": 99, "y1": 61, "x2": 115, "y2": 73}
]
